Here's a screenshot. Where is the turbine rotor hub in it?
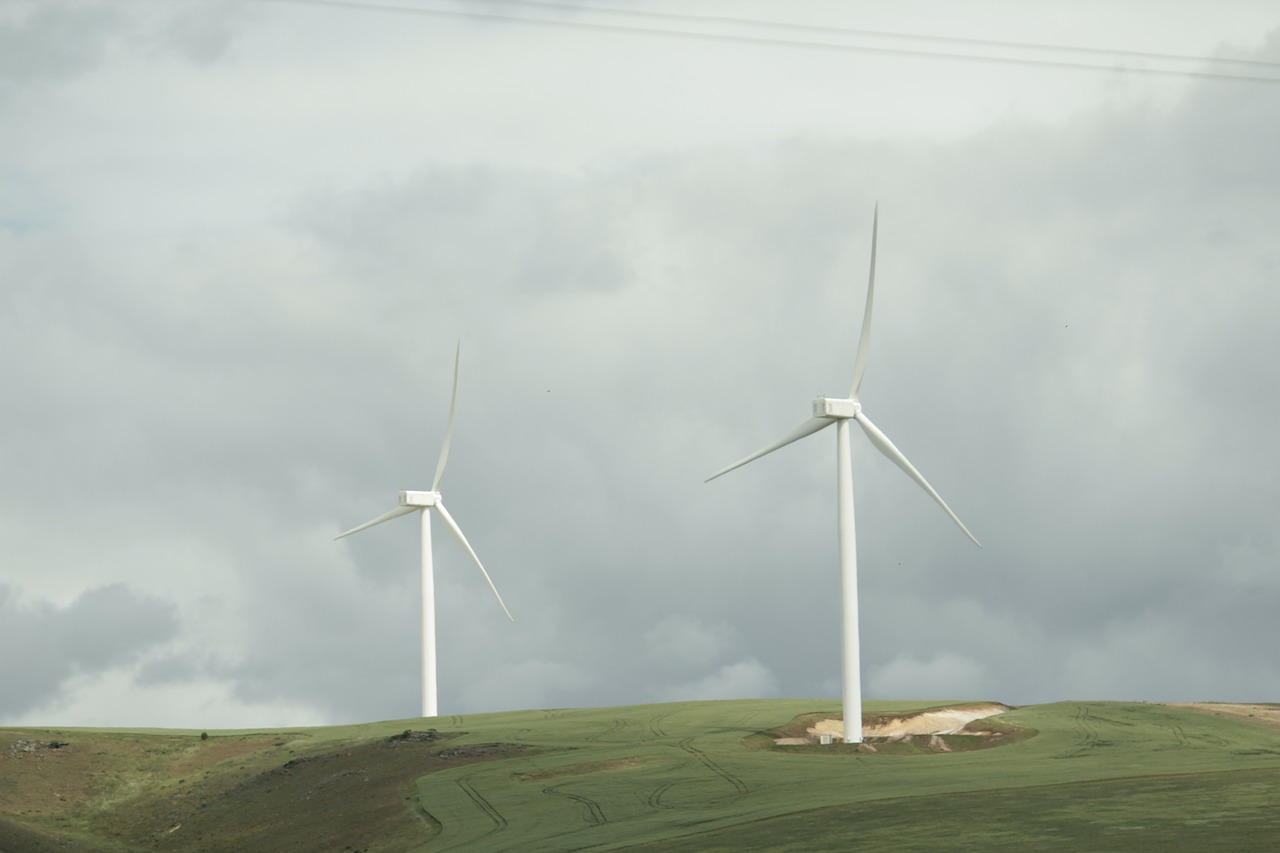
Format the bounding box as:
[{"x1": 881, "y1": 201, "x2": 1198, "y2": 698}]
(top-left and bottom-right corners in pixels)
[{"x1": 814, "y1": 397, "x2": 861, "y2": 420}]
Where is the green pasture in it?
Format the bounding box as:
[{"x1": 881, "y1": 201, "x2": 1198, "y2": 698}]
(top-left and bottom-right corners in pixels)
[
  {"x1": 414, "y1": 699, "x2": 1280, "y2": 851},
  {"x1": 4, "y1": 699, "x2": 1280, "y2": 851}
]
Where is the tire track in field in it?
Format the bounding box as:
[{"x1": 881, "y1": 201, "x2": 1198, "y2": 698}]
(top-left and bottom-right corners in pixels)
[
  {"x1": 642, "y1": 711, "x2": 679, "y2": 810},
  {"x1": 1074, "y1": 705, "x2": 1099, "y2": 747},
  {"x1": 646, "y1": 780, "x2": 678, "y2": 809},
  {"x1": 648, "y1": 711, "x2": 674, "y2": 738},
  {"x1": 1054, "y1": 705, "x2": 1100, "y2": 758},
  {"x1": 453, "y1": 776, "x2": 508, "y2": 835},
  {"x1": 646, "y1": 739, "x2": 749, "y2": 810},
  {"x1": 1168, "y1": 722, "x2": 1228, "y2": 748},
  {"x1": 677, "y1": 737, "x2": 749, "y2": 797},
  {"x1": 542, "y1": 784, "x2": 607, "y2": 826},
  {"x1": 584, "y1": 718, "x2": 626, "y2": 742}
]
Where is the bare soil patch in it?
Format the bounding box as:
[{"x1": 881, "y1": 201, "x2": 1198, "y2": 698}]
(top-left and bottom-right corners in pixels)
[
  {"x1": 1165, "y1": 703, "x2": 1280, "y2": 730},
  {"x1": 809, "y1": 703, "x2": 1012, "y2": 740},
  {"x1": 768, "y1": 703, "x2": 1026, "y2": 754}
]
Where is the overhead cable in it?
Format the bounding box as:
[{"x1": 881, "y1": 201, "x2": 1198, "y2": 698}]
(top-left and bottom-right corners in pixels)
[
  {"x1": 264, "y1": 0, "x2": 1280, "y2": 85},
  {"x1": 481, "y1": 0, "x2": 1280, "y2": 72}
]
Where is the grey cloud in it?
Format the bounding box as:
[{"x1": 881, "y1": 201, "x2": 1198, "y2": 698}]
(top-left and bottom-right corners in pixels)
[
  {"x1": 0, "y1": 584, "x2": 178, "y2": 716},
  {"x1": 0, "y1": 1, "x2": 243, "y2": 90},
  {"x1": 0, "y1": 3, "x2": 123, "y2": 87},
  {"x1": 661, "y1": 659, "x2": 779, "y2": 703},
  {"x1": 3, "y1": 16, "x2": 1279, "y2": 724},
  {"x1": 460, "y1": 659, "x2": 590, "y2": 712},
  {"x1": 149, "y1": 1, "x2": 245, "y2": 65},
  {"x1": 297, "y1": 166, "x2": 633, "y2": 316},
  {"x1": 868, "y1": 652, "x2": 993, "y2": 702}
]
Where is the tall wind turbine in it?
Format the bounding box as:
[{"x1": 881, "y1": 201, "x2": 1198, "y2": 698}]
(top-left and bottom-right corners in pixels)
[
  {"x1": 706, "y1": 206, "x2": 980, "y2": 743},
  {"x1": 336, "y1": 343, "x2": 513, "y2": 719}
]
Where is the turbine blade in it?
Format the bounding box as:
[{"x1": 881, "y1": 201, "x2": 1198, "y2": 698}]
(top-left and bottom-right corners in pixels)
[
  {"x1": 706, "y1": 417, "x2": 834, "y2": 482},
  {"x1": 434, "y1": 500, "x2": 515, "y2": 622},
  {"x1": 431, "y1": 341, "x2": 461, "y2": 492},
  {"x1": 853, "y1": 411, "x2": 982, "y2": 547},
  {"x1": 849, "y1": 203, "x2": 878, "y2": 399},
  {"x1": 335, "y1": 505, "x2": 418, "y2": 540}
]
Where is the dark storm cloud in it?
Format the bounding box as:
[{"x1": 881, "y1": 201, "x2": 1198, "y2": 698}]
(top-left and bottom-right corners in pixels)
[{"x1": 0, "y1": 584, "x2": 178, "y2": 716}]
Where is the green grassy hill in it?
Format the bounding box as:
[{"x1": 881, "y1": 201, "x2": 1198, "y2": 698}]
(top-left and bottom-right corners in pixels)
[{"x1": 4, "y1": 699, "x2": 1280, "y2": 851}]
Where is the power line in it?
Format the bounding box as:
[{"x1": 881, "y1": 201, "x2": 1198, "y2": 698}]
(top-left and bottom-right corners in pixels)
[
  {"x1": 263, "y1": 0, "x2": 1280, "y2": 85},
  {"x1": 480, "y1": 0, "x2": 1280, "y2": 72}
]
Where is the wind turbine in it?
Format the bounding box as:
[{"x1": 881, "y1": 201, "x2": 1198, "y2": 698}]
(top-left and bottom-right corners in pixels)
[
  {"x1": 706, "y1": 206, "x2": 980, "y2": 743},
  {"x1": 336, "y1": 343, "x2": 513, "y2": 719}
]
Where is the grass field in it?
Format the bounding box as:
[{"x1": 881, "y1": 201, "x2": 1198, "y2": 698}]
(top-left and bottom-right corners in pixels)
[{"x1": 4, "y1": 699, "x2": 1280, "y2": 851}]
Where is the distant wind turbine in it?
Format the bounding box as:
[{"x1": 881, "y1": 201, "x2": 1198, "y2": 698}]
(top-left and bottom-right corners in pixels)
[
  {"x1": 706, "y1": 206, "x2": 980, "y2": 743},
  {"x1": 336, "y1": 343, "x2": 513, "y2": 719}
]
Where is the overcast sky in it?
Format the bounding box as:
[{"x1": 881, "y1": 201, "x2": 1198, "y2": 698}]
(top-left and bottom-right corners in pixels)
[{"x1": 3, "y1": 0, "x2": 1279, "y2": 728}]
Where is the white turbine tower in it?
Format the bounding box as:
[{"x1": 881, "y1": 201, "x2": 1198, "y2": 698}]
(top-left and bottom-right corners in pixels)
[
  {"x1": 336, "y1": 344, "x2": 513, "y2": 719},
  {"x1": 706, "y1": 206, "x2": 981, "y2": 743}
]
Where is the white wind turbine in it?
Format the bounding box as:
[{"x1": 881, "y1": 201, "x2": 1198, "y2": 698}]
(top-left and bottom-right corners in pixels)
[
  {"x1": 336, "y1": 344, "x2": 513, "y2": 719},
  {"x1": 706, "y1": 206, "x2": 981, "y2": 743}
]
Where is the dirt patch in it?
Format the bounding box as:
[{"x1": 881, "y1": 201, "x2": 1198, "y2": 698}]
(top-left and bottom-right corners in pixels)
[
  {"x1": 0, "y1": 729, "x2": 261, "y2": 822},
  {"x1": 805, "y1": 703, "x2": 1012, "y2": 741},
  {"x1": 386, "y1": 729, "x2": 444, "y2": 745},
  {"x1": 765, "y1": 704, "x2": 1028, "y2": 755},
  {"x1": 169, "y1": 734, "x2": 300, "y2": 778},
  {"x1": 4, "y1": 739, "x2": 71, "y2": 759},
  {"x1": 1165, "y1": 703, "x2": 1280, "y2": 730}
]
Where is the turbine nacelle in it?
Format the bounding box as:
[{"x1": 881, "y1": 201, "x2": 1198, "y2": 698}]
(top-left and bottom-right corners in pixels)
[
  {"x1": 399, "y1": 490, "x2": 440, "y2": 508},
  {"x1": 814, "y1": 397, "x2": 862, "y2": 419}
]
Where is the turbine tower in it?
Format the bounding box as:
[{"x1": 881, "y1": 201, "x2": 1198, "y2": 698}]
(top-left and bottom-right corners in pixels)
[
  {"x1": 336, "y1": 343, "x2": 513, "y2": 719},
  {"x1": 707, "y1": 206, "x2": 980, "y2": 743}
]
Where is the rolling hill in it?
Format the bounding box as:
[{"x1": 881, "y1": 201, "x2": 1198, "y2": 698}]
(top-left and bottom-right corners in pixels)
[{"x1": 4, "y1": 699, "x2": 1280, "y2": 851}]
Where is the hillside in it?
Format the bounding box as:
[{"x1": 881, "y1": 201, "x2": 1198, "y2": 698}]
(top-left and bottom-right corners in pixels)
[{"x1": 4, "y1": 700, "x2": 1280, "y2": 851}]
